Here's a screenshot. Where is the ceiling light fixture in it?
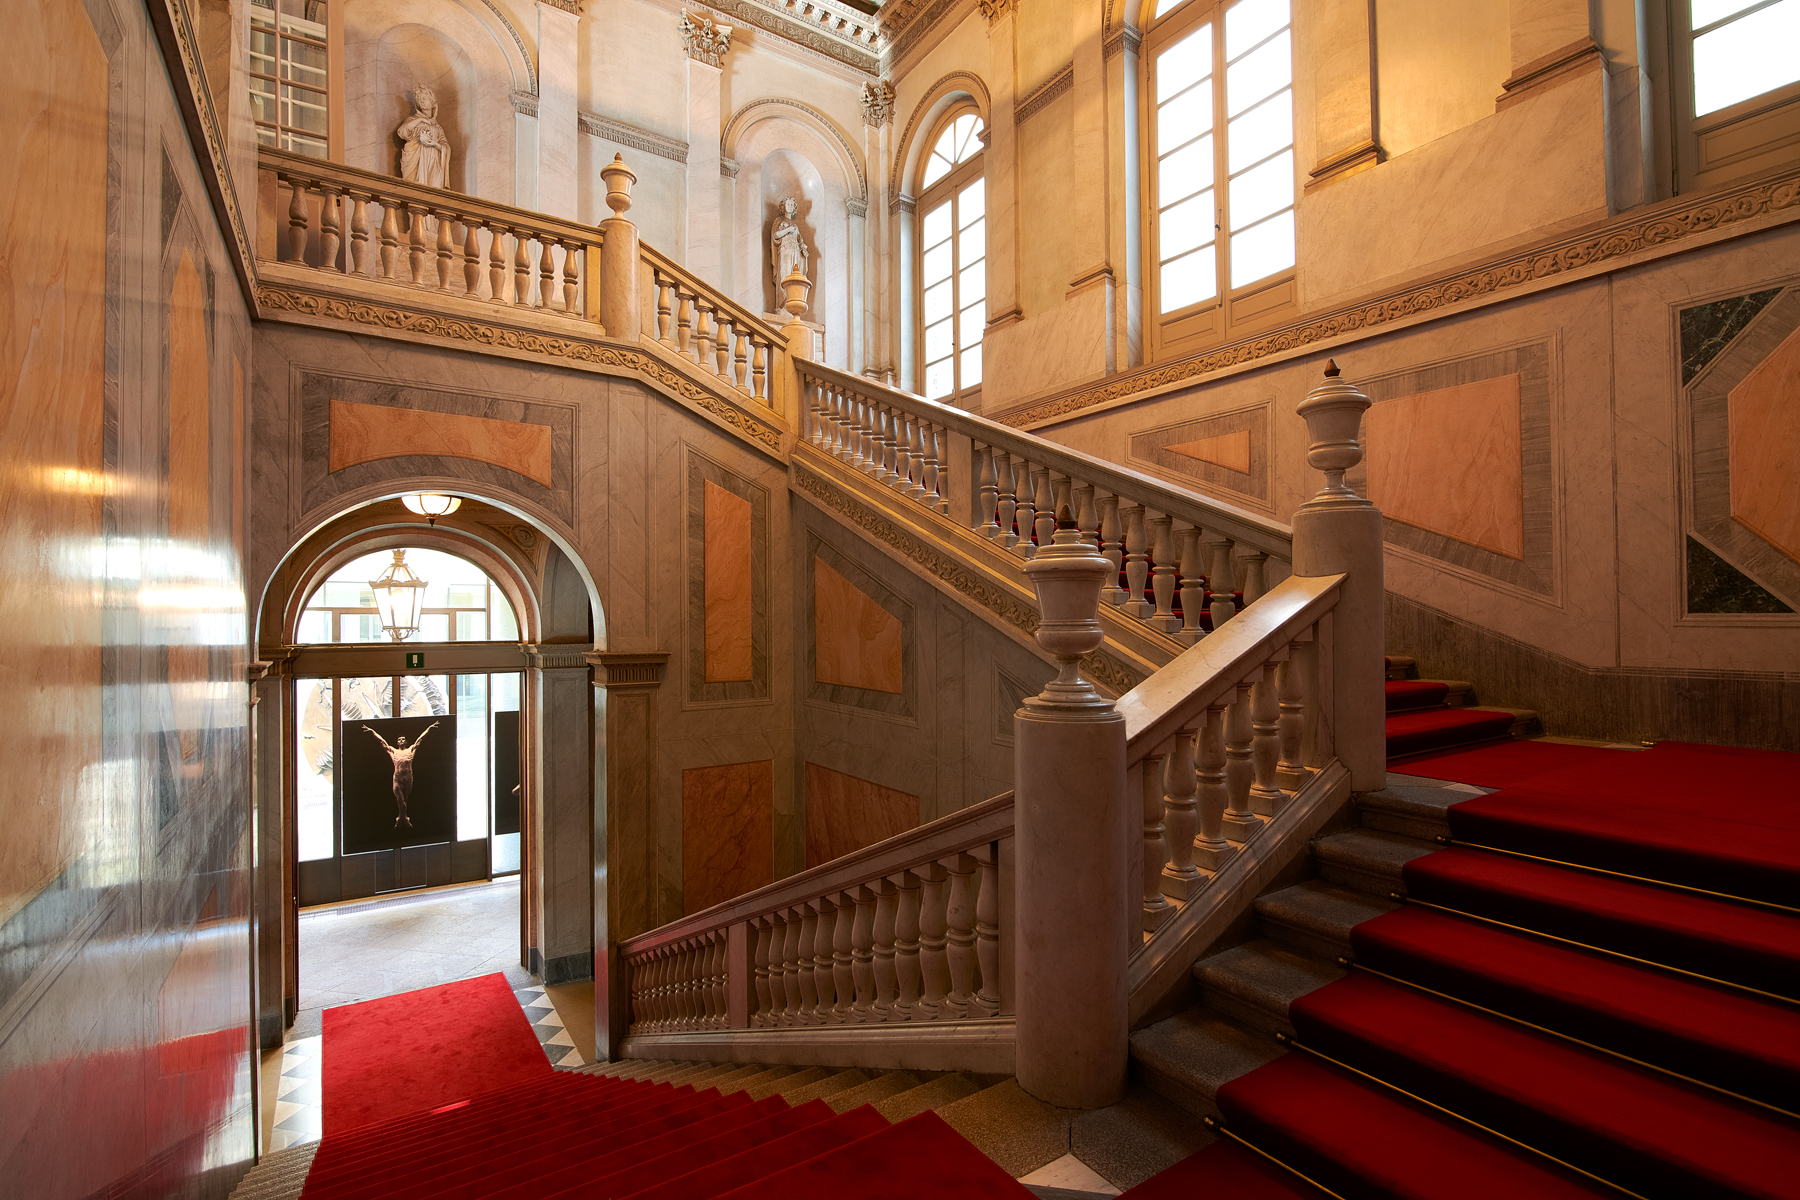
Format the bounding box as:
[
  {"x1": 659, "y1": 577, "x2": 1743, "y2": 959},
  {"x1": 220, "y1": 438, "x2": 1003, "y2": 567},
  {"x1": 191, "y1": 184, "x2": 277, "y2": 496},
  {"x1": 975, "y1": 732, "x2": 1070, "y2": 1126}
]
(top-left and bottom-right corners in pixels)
[
  {"x1": 401, "y1": 494, "x2": 462, "y2": 525},
  {"x1": 369, "y1": 549, "x2": 428, "y2": 642}
]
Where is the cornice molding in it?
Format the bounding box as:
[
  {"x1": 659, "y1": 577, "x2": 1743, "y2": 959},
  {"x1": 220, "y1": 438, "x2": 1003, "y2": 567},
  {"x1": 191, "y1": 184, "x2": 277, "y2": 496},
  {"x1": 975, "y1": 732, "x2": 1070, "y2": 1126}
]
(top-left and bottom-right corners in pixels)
[
  {"x1": 538, "y1": 0, "x2": 583, "y2": 11},
  {"x1": 579, "y1": 110, "x2": 689, "y2": 163},
  {"x1": 878, "y1": 0, "x2": 967, "y2": 74},
  {"x1": 256, "y1": 285, "x2": 785, "y2": 454},
  {"x1": 997, "y1": 168, "x2": 1800, "y2": 429},
  {"x1": 846, "y1": 197, "x2": 868, "y2": 218},
  {"x1": 1016, "y1": 65, "x2": 1073, "y2": 124},
  {"x1": 1103, "y1": 25, "x2": 1142, "y2": 59},
  {"x1": 792, "y1": 464, "x2": 1146, "y2": 698},
  {"x1": 588, "y1": 651, "x2": 671, "y2": 688},
  {"x1": 701, "y1": 0, "x2": 881, "y2": 74},
  {"x1": 511, "y1": 90, "x2": 539, "y2": 117}
]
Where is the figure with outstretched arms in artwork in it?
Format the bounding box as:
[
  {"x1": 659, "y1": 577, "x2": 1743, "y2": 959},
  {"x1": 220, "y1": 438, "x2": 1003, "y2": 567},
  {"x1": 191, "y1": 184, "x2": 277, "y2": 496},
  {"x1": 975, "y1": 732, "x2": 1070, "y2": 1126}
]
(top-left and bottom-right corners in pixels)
[{"x1": 364, "y1": 722, "x2": 440, "y2": 827}]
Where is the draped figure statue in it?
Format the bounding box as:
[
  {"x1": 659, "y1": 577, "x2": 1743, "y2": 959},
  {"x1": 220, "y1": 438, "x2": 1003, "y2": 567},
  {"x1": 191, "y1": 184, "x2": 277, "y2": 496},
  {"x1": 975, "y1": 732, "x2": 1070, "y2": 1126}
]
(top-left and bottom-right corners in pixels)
[
  {"x1": 770, "y1": 197, "x2": 809, "y2": 293},
  {"x1": 395, "y1": 85, "x2": 451, "y2": 188}
]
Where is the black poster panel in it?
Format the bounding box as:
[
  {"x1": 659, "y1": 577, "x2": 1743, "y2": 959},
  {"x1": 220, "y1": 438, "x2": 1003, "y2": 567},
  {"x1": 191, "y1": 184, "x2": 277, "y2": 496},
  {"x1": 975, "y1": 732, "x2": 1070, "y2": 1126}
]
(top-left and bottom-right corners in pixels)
[
  {"x1": 494, "y1": 710, "x2": 521, "y2": 836},
  {"x1": 342, "y1": 715, "x2": 457, "y2": 855}
]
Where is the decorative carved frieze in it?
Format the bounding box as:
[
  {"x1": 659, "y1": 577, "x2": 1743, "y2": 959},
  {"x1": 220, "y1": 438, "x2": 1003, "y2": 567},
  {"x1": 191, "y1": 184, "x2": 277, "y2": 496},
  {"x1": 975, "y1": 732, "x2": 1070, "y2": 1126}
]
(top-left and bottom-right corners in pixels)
[
  {"x1": 705, "y1": 0, "x2": 879, "y2": 74},
  {"x1": 538, "y1": 0, "x2": 582, "y2": 12},
  {"x1": 679, "y1": 9, "x2": 734, "y2": 66},
  {"x1": 860, "y1": 80, "x2": 896, "y2": 126},
  {"x1": 997, "y1": 167, "x2": 1800, "y2": 429},
  {"x1": 579, "y1": 110, "x2": 689, "y2": 163},
  {"x1": 524, "y1": 644, "x2": 593, "y2": 669},
  {"x1": 1103, "y1": 26, "x2": 1142, "y2": 59}
]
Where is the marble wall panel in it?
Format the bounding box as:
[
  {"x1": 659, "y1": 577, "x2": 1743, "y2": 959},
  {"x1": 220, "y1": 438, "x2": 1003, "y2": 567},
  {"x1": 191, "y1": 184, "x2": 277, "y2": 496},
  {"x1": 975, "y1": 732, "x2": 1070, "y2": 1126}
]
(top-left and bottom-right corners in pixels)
[
  {"x1": 803, "y1": 763, "x2": 919, "y2": 868},
  {"x1": 328, "y1": 397, "x2": 555, "y2": 485},
  {"x1": 1168, "y1": 430, "x2": 1252, "y2": 475},
  {"x1": 1726, "y1": 323, "x2": 1800, "y2": 564},
  {"x1": 813, "y1": 557, "x2": 904, "y2": 693},
  {"x1": 704, "y1": 480, "x2": 754, "y2": 682},
  {"x1": 682, "y1": 761, "x2": 774, "y2": 915},
  {"x1": 1127, "y1": 401, "x2": 1273, "y2": 509},
  {"x1": 1365, "y1": 375, "x2": 1525, "y2": 559}
]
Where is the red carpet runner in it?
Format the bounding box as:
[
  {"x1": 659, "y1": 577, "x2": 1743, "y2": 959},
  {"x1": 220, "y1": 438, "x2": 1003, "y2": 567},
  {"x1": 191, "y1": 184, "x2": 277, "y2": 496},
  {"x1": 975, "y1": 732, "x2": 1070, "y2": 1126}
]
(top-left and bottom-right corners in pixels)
[{"x1": 320, "y1": 973, "x2": 551, "y2": 1134}]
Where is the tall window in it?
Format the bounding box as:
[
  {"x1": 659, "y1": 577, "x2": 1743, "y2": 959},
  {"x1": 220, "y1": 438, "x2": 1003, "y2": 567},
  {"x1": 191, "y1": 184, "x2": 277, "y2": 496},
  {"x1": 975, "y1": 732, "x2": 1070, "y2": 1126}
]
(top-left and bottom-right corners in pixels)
[
  {"x1": 1146, "y1": 0, "x2": 1294, "y2": 351},
  {"x1": 1677, "y1": 0, "x2": 1800, "y2": 192},
  {"x1": 918, "y1": 112, "x2": 986, "y2": 403},
  {"x1": 249, "y1": 0, "x2": 330, "y2": 158}
]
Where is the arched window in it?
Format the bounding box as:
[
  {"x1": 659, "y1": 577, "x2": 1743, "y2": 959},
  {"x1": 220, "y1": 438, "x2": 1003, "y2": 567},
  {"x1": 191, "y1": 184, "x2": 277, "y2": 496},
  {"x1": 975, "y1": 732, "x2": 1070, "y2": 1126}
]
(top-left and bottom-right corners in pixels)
[
  {"x1": 917, "y1": 109, "x2": 987, "y2": 402},
  {"x1": 249, "y1": 0, "x2": 334, "y2": 158},
  {"x1": 297, "y1": 548, "x2": 519, "y2": 644},
  {"x1": 1144, "y1": 0, "x2": 1295, "y2": 355}
]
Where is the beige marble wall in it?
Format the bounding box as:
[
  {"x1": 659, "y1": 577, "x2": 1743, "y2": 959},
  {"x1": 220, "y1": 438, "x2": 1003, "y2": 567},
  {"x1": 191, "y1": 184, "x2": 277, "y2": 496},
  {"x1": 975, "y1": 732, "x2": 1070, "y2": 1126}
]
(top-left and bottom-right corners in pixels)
[{"x1": 1373, "y1": 0, "x2": 1511, "y2": 158}]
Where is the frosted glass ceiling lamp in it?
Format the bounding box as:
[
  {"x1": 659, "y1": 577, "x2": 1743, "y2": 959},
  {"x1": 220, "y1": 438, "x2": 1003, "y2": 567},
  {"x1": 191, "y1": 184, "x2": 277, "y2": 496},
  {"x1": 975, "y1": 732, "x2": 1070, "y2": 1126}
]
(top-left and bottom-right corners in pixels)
[
  {"x1": 401, "y1": 493, "x2": 462, "y2": 525},
  {"x1": 370, "y1": 550, "x2": 428, "y2": 642}
]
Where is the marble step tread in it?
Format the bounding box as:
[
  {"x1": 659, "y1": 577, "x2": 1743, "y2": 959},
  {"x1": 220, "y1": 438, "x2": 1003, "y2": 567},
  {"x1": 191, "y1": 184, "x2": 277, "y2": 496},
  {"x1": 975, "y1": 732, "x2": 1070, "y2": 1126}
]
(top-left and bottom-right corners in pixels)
[
  {"x1": 641, "y1": 1060, "x2": 716, "y2": 1084},
  {"x1": 1354, "y1": 783, "x2": 1471, "y2": 840},
  {"x1": 1192, "y1": 939, "x2": 1345, "y2": 1036},
  {"x1": 1312, "y1": 827, "x2": 1439, "y2": 896},
  {"x1": 658, "y1": 1061, "x2": 734, "y2": 1086},
  {"x1": 716, "y1": 1063, "x2": 797, "y2": 1095},
  {"x1": 1468, "y1": 705, "x2": 1539, "y2": 737},
  {"x1": 1389, "y1": 679, "x2": 1474, "y2": 709},
  {"x1": 873, "y1": 1071, "x2": 984, "y2": 1122},
  {"x1": 778, "y1": 1067, "x2": 873, "y2": 1106},
  {"x1": 669, "y1": 1062, "x2": 753, "y2": 1088},
  {"x1": 1130, "y1": 1007, "x2": 1286, "y2": 1117},
  {"x1": 936, "y1": 1078, "x2": 1075, "y2": 1178},
  {"x1": 826, "y1": 1069, "x2": 926, "y2": 1113},
  {"x1": 707, "y1": 1062, "x2": 783, "y2": 1091},
  {"x1": 1069, "y1": 1082, "x2": 1214, "y2": 1191},
  {"x1": 748, "y1": 1064, "x2": 832, "y2": 1100},
  {"x1": 1385, "y1": 655, "x2": 1416, "y2": 680},
  {"x1": 1254, "y1": 880, "x2": 1400, "y2": 959}
]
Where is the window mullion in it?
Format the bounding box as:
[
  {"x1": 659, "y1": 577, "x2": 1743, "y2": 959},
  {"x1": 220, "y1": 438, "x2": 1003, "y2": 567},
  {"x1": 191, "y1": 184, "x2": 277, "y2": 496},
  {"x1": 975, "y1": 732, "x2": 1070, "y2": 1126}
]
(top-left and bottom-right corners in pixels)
[{"x1": 1213, "y1": 18, "x2": 1229, "y2": 301}]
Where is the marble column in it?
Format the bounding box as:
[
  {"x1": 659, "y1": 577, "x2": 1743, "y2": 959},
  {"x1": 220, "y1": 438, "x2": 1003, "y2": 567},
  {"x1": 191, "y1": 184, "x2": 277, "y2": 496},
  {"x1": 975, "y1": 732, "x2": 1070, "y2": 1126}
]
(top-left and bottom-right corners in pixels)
[
  {"x1": 1302, "y1": 0, "x2": 1382, "y2": 190},
  {"x1": 1066, "y1": 0, "x2": 1114, "y2": 373},
  {"x1": 985, "y1": 11, "x2": 1023, "y2": 337},
  {"x1": 528, "y1": 646, "x2": 597, "y2": 984},
  {"x1": 861, "y1": 81, "x2": 894, "y2": 383},
  {"x1": 680, "y1": 12, "x2": 732, "y2": 284},
  {"x1": 536, "y1": 2, "x2": 580, "y2": 220}
]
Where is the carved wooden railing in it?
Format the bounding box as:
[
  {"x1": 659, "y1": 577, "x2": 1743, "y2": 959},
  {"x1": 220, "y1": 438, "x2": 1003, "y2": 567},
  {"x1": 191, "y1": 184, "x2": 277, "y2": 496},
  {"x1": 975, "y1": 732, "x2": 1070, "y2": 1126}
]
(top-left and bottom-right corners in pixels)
[
  {"x1": 644, "y1": 246, "x2": 785, "y2": 408},
  {"x1": 794, "y1": 360, "x2": 1293, "y2": 649}
]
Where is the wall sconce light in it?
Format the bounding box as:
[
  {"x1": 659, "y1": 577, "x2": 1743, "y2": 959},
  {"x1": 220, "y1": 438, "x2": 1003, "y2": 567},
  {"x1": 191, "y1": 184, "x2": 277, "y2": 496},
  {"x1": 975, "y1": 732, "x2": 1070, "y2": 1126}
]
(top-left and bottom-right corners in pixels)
[{"x1": 401, "y1": 494, "x2": 462, "y2": 525}]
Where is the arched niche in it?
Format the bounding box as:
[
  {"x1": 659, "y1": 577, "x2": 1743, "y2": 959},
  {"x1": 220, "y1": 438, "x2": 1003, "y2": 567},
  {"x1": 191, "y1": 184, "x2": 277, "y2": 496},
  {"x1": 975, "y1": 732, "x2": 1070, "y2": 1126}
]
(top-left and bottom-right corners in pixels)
[{"x1": 342, "y1": 0, "x2": 522, "y2": 204}]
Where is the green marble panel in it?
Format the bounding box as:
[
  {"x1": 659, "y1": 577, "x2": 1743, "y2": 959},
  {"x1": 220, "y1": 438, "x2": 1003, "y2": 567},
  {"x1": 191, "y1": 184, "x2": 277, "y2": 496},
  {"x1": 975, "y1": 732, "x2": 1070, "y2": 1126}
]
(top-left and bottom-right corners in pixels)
[
  {"x1": 1686, "y1": 536, "x2": 1793, "y2": 613},
  {"x1": 1680, "y1": 288, "x2": 1782, "y2": 385}
]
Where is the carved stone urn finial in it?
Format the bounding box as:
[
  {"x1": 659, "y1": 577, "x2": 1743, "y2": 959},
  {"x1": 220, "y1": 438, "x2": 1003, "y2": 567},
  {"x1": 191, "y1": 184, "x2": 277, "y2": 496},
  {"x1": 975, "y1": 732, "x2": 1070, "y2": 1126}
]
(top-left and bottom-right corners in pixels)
[
  {"x1": 1022, "y1": 503, "x2": 1116, "y2": 712},
  {"x1": 1296, "y1": 358, "x2": 1373, "y2": 507},
  {"x1": 601, "y1": 153, "x2": 636, "y2": 218}
]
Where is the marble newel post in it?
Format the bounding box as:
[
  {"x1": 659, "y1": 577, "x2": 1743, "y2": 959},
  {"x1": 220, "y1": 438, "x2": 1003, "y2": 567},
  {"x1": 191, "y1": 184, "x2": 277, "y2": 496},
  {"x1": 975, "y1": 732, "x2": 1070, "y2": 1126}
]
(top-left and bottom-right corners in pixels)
[
  {"x1": 1292, "y1": 362, "x2": 1384, "y2": 791},
  {"x1": 1014, "y1": 508, "x2": 1129, "y2": 1110},
  {"x1": 599, "y1": 154, "x2": 640, "y2": 337},
  {"x1": 680, "y1": 10, "x2": 732, "y2": 284}
]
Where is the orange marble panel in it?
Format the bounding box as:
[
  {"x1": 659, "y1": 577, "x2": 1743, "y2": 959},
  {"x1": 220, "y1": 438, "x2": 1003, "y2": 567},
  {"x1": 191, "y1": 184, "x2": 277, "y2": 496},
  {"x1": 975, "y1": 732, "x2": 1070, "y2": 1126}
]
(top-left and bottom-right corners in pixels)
[
  {"x1": 0, "y1": 0, "x2": 105, "y2": 924},
  {"x1": 814, "y1": 558, "x2": 903, "y2": 693},
  {"x1": 1729, "y1": 323, "x2": 1800, "y2": 564},
  {"x1": 328, "y1": 398, "x2": 554, "y2": 486},
  {"x1": 168, "y1": 253, "x2": 211, "y2": 762},
  {"x1": 1166, "y1": 429, "x2": 1252, "y2": 474},
  {"x1": 682, "y1": 761, "x2": 774, "y2": 915},
  {"x1": 703, "y1": 480, "x2": 753, "y2": 682},
  {"x1": 1365, "y1": 375, "x2": 1525, "y2": 560},
  {"x1": 804, "y1": 763, "x2": 919, "y2": 868}
]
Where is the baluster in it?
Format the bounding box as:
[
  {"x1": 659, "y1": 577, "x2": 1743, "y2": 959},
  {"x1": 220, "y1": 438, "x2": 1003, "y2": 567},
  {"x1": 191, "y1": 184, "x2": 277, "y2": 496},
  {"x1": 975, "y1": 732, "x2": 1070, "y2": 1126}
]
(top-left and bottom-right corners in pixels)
[
  {"x1": 673, "y1": 943, "x2": 691, "y2": 1030},
  {"x1": 562, "y1": 241, "x2": 581, "y2": 312},
  {"x1": 831, "y1": 892, "x2": 857, "y2": 1023},
  {"x1": 669, "y1": 288, "x2": 691, "y2": 355},
  {"x1": 537, "y1": 238, "x2": 556, "y2": 309},
  {"x1": 488, "y1": 224, "x2": 508, "y2": 300},
  {"x1": 916, "y1": 864, "x2": 950, "y2": 1020},
  {"x1": 942, "y1": 855, "x2": 977, "y2": 1019},
  {"x1": 1250, "y1": 665, "x2": 1287, "y2": 816},
  {"x1": 880, "y1": 407, "x2": 903, "y2": 487},
  {"x1": 692, "y1": 299, "x2": 715, "y2": 369},
  {"x1": 752, "y1": 338, "x2": 768, "y2": 400},
  {"x1": 892, "y1": 410, "x2": 915, "y2": 492},
  {"x1": 654, "y1": 274, "x2": 675, "y2": 344},
  {"x1": 1099, "y1": 494, "x2": 1125, "y2": 605},
  {"x1": 512, "y1": 229, "x2": 532, "y2": 305},
  {"x1": 1141, "y1": 750, "x2": 1173, "y2": 931},
  {"x1": 711, "y1": 933, "x2": 729, "y2": 1028},
  {"x1": 408, "y1": 206, "x2": 428, "y2": 286},
  {"x1": 976, "y1": 447, "x2": 1000, "y2": 539},
  {"x1": 688, "y1": 941, "x2": 705, "y2": 1030},
  {"x1": 1149, "y1": 513, "x2": 1181, "y2": 633},
  {"x1": 377, "y1": 202, "x2": 401, "y2": 280},
  {"x1": 1122, "y1": 505, "x2": 1151, "y2": 616},
  {"x1": 1012, "y1": 462, "x2": 1036, "y2": 559},
  {"x1": 733, "y1": 325, "x2": 750, "y2": 390},
  {"x1": 851, "y1": 885, "x2": 877, "y2": 1022},
  {"x1": 1161, "y1": 726, "x2": 1205, "y2": 900},
  {"x1": 638, "y1": 951, "x2": 657, "y2": 1030},
  {"x1": 1193, "y1": 702, "x2": 1236, "y2": 870},
  {"x1": 1207, "y1": 536, "x2": 1238, "y2": 630},
  {"x1": 893, "y1": 871, "x2": 923, "y2": 1022},
  {"x1": 780, "y1": 905, "x2": 805, "y2": 1026},
  {"x1": 925, "y1": 425, "x2": 947, "y2": 514},
  {"x1": 903, "y1": 416, "x2": 927, "y2": 502},
  {"x1": 1223, "y1": 679, "x2": 1261, "y2": 840},
  {"x1": 1178, "y1": 525, "x2": 1206, "y2": 645},
  {"x1": 994, "y1": 454, "x2": 1019, "y2": 549},
  {"x1": 866, "y1": 405, "x2": 889, "y2": 480},
  {"x1": 435, "y1": 214, "x2": 454, "y2": 290},
  {"x1": 714, "y1": 317, "x2": 733, "y2": 380},
  {"x1": 318, "y1": 187, "x2": 342, "y2": 271},
  {"x1": 462, "y1": 222, "x2": 482, "y2": 297},
  {"x1": 1074, "y1": 483, "x2": 1099, "y2": 550},
  {"x1": 284, "y1": 176, "x2": 309, "y2": 264},
  {"x1": 752, "y1": 916, "x2": 774, "y2": 1027},
  {"x1": 830, "y1": 388, "x2": 851, "y2": 459},
  {"x1": 1240, "y1": 550, "x2": 1268, "y2": 606},
  {"x1": 844, "y1": 394, "x2": 866, "y2": 470},
  {"x1": 348, "y1": 195, "x2": 370, "y2": 276},
  {"x1": 1033, "y1": 470, "x2": 1056, "y2": 548},
  {"x1": 1277, "y1": 643, "x2": 1311, "y2": 791},
  {"x1": 972, "y1": 850, "x2": 1001, "y2": 1017},
  {"x1": 794, "y1": 902, "x2": 820, "y2": 1023},
  {"x1": 812, "y1": 895, "x2": 839, "y2": 1024},
  {"x1": 871, "y1": 879, "x2": 898, "y2": 1022}
]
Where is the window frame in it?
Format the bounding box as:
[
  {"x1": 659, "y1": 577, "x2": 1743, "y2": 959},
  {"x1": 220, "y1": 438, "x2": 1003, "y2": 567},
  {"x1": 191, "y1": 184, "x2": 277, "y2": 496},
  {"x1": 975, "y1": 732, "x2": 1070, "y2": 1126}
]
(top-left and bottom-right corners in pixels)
[
  {"x1": 1669, "y1": 0, "x2": 1800, "y2": 194},
  {"x1": 249, "y1": 0, "x2": 343, "y2": 161},
  {"x1": 1141, "y1": 0, "x2": 1299, "y2": 363},
  {"x1": 914, "y1": 105, "x2": 987, "y2": 407}
]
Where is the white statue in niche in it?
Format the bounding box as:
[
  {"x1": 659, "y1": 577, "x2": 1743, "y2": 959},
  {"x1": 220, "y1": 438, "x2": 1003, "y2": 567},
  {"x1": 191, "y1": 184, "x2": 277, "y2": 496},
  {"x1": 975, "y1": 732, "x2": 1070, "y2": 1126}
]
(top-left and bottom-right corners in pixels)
[
  {"x1": 395, "y1": 85, "x2": 451, "y2": 188},
  {"x1": 770, "y1": 197, "x2": 809, "y2": 293}
]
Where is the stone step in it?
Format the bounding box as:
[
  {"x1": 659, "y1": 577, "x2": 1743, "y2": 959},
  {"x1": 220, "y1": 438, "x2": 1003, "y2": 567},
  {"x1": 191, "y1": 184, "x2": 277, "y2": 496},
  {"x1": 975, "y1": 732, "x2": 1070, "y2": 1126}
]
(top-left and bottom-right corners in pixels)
[
  {"x1": 705, "y1": 1062, "x2": 777, "y2": 1092},
  {"x1": 1472, "y1": 705, "x2": 1539, "y2": 737},
  {"x1": 748, "y1": 1064, "x2": 829, "y2": 1100},
  {"x1": 826, "y1": 1068, "x2": 926, "y2": 1113},
  {"x1": 1191, "y1": 939, "x2": 1344, "y2": 1037},
  {"x1": 1254, "y1": 880, "x2": 1400, "y2": 960},
  {"x1": 1069, "y1": 1082, "x2": 1213, "y2": 1192},
  {"x1": 1354, "y1": 782, "x2": 1465, "y2": 841},
  {"x1": 715, "y1": 1063, "x2": 796, "y2": 1095},
  {"x1": 1312, "y1": 827, "x2": 1437, "y2": 897},
  {"x1": 937, "y1": 1078, "x2": 1074, "y2": 1178},
  {"x1": 1129, "y1": 1007, "x2": 1286, "y2": 1118},
  {"x1": 873, "y1": 1071, "x2": 984, "y2": 1122},
  {"x1": 1385, "y1": 655, "x2": 1416, "y2": 680},
  {"x1": 779, "y1": 1067, "x2": 872, "y2": 1105}
]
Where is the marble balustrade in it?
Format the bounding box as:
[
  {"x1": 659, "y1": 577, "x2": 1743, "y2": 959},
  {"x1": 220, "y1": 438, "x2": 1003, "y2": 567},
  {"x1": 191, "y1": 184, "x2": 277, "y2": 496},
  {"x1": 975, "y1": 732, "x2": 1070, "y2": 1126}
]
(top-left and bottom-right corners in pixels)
[{"x1": 645, "y1": 250, "x2": 782, "y2": 407}]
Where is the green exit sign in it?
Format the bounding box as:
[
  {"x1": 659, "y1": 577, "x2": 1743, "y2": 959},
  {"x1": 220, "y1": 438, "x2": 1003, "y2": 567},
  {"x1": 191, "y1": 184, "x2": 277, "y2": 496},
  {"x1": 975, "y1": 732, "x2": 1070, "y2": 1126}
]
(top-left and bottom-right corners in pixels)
[{"x1": 405, "y1": 651, "x2": 424, "y2": 669}]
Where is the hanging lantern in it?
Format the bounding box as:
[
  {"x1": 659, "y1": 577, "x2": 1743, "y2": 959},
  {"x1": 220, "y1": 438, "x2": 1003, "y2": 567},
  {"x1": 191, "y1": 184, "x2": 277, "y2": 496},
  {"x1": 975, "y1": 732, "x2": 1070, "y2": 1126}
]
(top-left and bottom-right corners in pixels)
[
  {"x1": 401, "y1": 494, "x2": 462, "y2": 525},
  {"x1": 369, "y1": 549, "x2": 428, "y2": 642}
]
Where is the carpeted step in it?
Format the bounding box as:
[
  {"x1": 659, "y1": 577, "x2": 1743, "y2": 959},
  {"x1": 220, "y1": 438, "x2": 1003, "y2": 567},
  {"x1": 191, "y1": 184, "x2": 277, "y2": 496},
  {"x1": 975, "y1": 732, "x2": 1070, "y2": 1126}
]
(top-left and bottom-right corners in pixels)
[
  {"x1": 1130, "y1": 1008, "x2": 1286, "y2": 1118},
  {"x1": 1192, "y1": 941, "x2": 1345, "y2": 1037},
  {"x1": 1385, "y1": 708, "x2": 1517, "y2": 757},
  {"x1": 543, "y1": 1099, "x2": 838, "y2": 1200},
  {"x1": 1403, "y1": 847, "x2": 1800, "y2": 996},
  {"x1": 1350, "y1": 905, "x2": 1800, "y2": 1109},
  {"x1": 617, "y1": 1105, "x2": 890, "y2": 1200},
  {"x1": 1068, "y1": 1084, "x2": 1213, "y2": 1191},
  {"x1": 710, "y1": 1109, "x2": 1035, "y2": 1199},
  {"x1": 1114, "y1": 1139, "x2": 1331, "y2": 1199},
  {"x1": 1384, "y1": 680, "x2": 1449, "y2": 712},
  {"x1": 1309, "y1": 828, "x2": 1437, "y2": 897},
  {"x1": 1289, "y1": 971, "x2": 1800, "y2": 1200},
  {"x1": 873, "y1": 1072, "x2": 983, "y2": 1122},
  {"x1": 1216, "y1": 1053, "x2": 1615, "y2": 1199},
  {"x1": 1254, "y1": 881, "x2": 1399, "y2": 960},
  {"x1": 826, "y1": 1071, "x2": 925, "y2": 1113},
  {"x1": 936, "y1": 1078, "x2": 1074, "y2": 1178}
]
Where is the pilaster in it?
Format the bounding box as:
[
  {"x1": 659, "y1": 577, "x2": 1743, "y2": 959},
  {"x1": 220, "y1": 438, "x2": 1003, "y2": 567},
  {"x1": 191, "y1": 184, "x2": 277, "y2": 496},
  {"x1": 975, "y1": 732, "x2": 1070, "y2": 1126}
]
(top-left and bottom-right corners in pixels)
[
  {"x1": 536, "y1": 2, "x2": 581, "y2": 219},
  {"x1": 862, "y1": 81, "x2": 895, "y2": 382},
  {"x1": 985, "y1": 12, "x2": 1022, "y2": 333},
  {"x1": 680, "y1": 10, "x2": 733, "y2": 284},
  {"x1": 1303, "y1": 0, "x2": 1383, "y2": 190}
]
